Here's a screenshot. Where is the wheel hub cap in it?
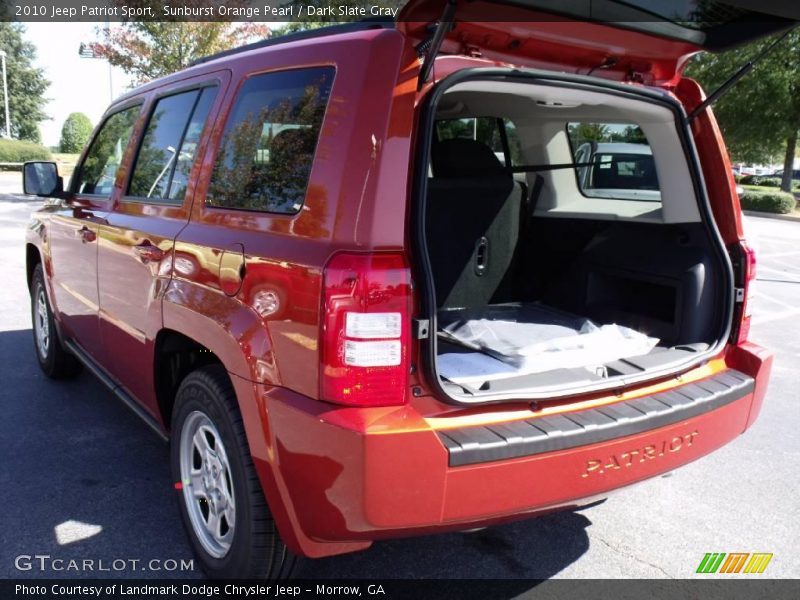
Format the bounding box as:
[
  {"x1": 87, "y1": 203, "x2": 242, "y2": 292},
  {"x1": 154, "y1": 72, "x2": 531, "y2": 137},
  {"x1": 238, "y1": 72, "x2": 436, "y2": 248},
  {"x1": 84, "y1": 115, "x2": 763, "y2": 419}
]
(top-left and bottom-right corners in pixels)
[
  {"x1": 34, "y1": 289, "x2": 50, "y2": 358},
  {"x1": 179, "y1": 411, "x2": 236, "y2": 559}
]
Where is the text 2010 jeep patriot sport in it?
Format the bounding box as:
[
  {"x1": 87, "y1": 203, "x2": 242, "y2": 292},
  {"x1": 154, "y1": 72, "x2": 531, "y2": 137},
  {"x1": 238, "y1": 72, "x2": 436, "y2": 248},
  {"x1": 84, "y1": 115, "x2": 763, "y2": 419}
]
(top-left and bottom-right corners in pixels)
[{"x1": 24, "y1": 1, "x2": 787, "y2": 579}]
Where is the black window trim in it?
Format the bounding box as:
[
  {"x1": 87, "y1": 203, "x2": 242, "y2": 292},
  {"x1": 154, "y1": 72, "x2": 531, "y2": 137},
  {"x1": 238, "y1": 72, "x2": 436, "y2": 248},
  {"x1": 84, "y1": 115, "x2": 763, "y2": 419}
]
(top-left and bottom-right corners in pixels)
[
  {"x1": 204, "y1": 64, "x2": 337, "y2": 217},
  {"x1": 121, "y1": 81, "x2": 221, "y2": 206},
  {"x1": 70, "y1": 100, "x2": 145, "y2": 198}
]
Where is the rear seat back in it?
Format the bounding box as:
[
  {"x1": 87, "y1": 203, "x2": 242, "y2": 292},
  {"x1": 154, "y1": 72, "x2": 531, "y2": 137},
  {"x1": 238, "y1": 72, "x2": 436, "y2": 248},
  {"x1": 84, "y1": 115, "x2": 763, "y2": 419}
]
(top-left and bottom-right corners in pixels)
[{"x1": 426, "y1": 138, "x2": 524, "y2": 309}]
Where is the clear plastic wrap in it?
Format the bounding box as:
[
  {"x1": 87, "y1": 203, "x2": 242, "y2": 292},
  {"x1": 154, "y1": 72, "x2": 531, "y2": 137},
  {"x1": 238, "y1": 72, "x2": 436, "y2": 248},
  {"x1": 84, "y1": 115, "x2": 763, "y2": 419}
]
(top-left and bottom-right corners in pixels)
[{"x1": 437, "y1": 303, "x2": 659, "y2": 385}]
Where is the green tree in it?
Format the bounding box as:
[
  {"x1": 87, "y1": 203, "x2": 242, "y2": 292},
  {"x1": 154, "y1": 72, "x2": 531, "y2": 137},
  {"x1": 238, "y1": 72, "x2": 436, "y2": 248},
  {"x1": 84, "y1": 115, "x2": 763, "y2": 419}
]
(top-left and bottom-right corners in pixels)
[
  {"x1": 89, "y1": 22, "x2": 270, "y2": 84},
  {"x1": 0, "y1": 24, "x2": 49, "y2": 142},
  {"x1": 618, "y1": 125, "x2": 647, "y2": 144},
  {"x1": 567, "y1": 123, "x2": 610, "y2": 146},
  {"x1": 59, "y1": 112, "x2": 93, "y2": 153},
  {"x1": 685, "y1": 30, "x2": 800, "y2": 192}
]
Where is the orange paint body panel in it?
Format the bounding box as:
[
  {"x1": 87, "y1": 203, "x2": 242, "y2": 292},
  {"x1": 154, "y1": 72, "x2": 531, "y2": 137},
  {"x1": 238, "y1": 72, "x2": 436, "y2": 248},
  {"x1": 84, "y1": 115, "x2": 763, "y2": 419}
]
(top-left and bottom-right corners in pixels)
[
  {"x1": 23, "y1": 17, "x2": 779, "y2": 565},
  {"x1": 239, "y1": 346, "x2": 771, "y2": 557}
]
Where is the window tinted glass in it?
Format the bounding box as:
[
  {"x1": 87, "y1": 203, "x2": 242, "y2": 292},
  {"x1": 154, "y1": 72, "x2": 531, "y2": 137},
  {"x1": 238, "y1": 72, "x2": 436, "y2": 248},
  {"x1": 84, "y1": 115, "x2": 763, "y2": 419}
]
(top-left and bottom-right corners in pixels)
[
  {"x1": 74, "y1": 106, "x2": 139, "y2": 196},
  {"x1": 128, "y1": 87, "x2": 215, "y2": 202},
  {"x1": 436, "y1": 117, "x2": 522, "y2": 166},
  {"x1": 167, "y1": 88, "x2": 216, "y2": 201},
  {"x1": 567, "y1": 122, "x2": 661, "y2": 202},
  {"x1": 207, "y1": 67, "x2": 334, "y2": 213}
]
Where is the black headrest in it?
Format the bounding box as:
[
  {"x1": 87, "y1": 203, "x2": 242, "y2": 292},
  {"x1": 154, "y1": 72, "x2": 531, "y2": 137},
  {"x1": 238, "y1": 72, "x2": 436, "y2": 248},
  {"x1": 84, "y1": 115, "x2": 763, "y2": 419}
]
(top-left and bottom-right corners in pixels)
[{"x1": 431, "y1": 138, "x2": 508, "y2": 179}]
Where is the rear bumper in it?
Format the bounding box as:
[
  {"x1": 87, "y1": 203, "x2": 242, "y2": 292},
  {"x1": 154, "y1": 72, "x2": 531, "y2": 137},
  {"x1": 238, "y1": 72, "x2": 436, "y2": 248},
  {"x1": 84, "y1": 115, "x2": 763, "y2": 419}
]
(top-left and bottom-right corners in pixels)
[
  {"x1": 438, "y1": 369, "x2": 752, "y2": 466},
  {"x1": 236, "y1": 342, "x2": 772, "y2": 558}
]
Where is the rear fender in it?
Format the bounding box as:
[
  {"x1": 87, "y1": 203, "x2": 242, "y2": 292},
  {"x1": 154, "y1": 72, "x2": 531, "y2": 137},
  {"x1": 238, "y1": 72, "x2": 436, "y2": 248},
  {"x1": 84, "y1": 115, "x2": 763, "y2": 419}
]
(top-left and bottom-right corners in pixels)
[
  {"x1": 163, "y1": 280, "x2": 366, "y2": 557},
  {"x1": 162, "y1": 279, "x2": 277, "y2": 385}
]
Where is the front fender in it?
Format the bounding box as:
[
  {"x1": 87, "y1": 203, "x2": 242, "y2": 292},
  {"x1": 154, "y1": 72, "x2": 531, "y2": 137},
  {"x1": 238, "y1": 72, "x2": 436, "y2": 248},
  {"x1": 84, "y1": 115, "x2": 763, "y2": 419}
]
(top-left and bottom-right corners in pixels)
[{"x1": 25, "y1": 217, "x2": 58, "y2": 325}]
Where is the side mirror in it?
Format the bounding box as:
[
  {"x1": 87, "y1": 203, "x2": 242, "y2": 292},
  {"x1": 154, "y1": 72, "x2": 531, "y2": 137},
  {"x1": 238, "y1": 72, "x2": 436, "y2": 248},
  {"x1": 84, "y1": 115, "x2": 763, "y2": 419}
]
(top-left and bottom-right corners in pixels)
[{"x1": 23, "y1": 161, "x2": 64, "y2": 197}]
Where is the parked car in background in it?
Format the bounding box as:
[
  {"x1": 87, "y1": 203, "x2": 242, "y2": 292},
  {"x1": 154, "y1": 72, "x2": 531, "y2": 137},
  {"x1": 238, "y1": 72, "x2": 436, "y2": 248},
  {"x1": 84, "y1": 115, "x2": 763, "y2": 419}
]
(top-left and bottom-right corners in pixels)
[
  {"x1": 771, "y1": 169, "x2": 800, "y2": 181},
  {"x1": 22, "y1": 1, "x2": 785, "y2": 580},
  {"x1": 573, "y1": 142, "x2": 659, "y2": 201}
]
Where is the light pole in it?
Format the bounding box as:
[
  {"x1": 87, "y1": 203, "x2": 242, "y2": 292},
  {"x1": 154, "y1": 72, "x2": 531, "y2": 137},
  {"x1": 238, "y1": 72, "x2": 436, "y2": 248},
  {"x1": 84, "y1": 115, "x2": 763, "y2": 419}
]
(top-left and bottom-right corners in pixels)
[
  {"x1": 78, "y1": 43, "x2": 113, "y2": 103},
  {"x1": 0, "y1": 50, "x2": 10, "y2": 139}
]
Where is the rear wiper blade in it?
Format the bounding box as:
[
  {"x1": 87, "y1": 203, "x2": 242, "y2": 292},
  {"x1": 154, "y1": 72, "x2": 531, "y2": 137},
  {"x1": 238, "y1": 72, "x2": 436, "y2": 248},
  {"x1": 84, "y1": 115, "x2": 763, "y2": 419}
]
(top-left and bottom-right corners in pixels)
[{"x1": 688, "y1": 26, "x2": 796, "y2": 122}]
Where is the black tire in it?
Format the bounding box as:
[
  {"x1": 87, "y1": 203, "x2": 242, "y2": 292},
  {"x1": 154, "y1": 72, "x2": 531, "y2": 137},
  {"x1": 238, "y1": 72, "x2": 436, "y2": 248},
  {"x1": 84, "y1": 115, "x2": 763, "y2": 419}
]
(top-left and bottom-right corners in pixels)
[
  {"x1": 170, "y1": 365, "x2": 296, "y2": 580},
  {"x1": 30, "y1": 263, "x2": 82, "y2": 379}
]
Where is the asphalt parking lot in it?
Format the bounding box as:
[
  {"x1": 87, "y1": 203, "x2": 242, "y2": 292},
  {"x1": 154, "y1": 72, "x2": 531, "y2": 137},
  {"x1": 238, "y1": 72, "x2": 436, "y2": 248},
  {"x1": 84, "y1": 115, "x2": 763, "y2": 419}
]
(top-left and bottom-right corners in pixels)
[{"x1": 0, "y1": 174, "x2": 797, "y2": 580}]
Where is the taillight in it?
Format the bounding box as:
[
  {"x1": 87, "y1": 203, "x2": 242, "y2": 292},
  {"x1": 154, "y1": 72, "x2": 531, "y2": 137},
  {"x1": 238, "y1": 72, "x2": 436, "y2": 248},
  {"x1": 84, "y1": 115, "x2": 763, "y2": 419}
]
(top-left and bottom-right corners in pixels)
[
  {"x1": 320, "y1": 252, "x2": 411, "y2": 407},
  {"x1": 731, "y1": 240, "x2": 756, "y2": 344}
]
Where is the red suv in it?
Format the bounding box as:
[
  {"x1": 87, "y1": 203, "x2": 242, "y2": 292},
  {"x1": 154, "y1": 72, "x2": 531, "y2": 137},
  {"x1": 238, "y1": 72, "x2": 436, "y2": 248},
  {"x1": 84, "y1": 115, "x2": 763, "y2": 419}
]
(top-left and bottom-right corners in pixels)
[{"x1": 23, "y1": 2, "x2": 787, "y2": 579}]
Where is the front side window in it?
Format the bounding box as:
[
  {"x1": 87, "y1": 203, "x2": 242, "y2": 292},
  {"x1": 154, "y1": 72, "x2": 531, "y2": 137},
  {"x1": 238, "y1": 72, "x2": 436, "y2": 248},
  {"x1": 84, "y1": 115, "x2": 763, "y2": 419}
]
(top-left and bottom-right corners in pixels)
[
  {"x1": 128, "y1": 87, "x2": 216, "y2": 202},
  {"x1": 207, "y1": 67, "x2": 334, "y2": 214},
  {"x1": 73, "y1": 106, "x2": 140, "y2": 196},
  {"x1": 567, "y1": 122, "x2": 661, "y2": 202}
]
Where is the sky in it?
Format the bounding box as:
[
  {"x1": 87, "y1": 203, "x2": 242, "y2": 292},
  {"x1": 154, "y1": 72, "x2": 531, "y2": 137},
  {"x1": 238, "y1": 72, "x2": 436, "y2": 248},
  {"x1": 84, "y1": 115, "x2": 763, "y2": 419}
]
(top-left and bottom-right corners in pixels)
[
  {"x1": 24, "y1": 22, "x2": 289, "y2": 148},
  {"x1": 24, "y1": 22, "x2": 134, "y2": 148}
]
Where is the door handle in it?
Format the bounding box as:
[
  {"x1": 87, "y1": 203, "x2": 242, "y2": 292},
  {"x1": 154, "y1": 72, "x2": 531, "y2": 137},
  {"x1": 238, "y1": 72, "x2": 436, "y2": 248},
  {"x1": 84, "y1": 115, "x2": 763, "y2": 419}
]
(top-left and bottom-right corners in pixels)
[
  {"x1": 133, "y1": 241, "x2": 165, "y2": 263},
  {"x1": 77, "y1": 226, "x2": 96, "y2": 243}
]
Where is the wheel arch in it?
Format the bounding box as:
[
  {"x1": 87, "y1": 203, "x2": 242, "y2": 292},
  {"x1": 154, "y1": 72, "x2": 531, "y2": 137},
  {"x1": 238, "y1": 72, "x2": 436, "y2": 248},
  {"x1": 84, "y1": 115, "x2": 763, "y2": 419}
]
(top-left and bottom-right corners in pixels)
[
  {"x1": 153, "y1": 329, "x2": 226, "y2": 430},
  {"x1": 26, "y1": 243, "x2": 42, "y2": 291}
]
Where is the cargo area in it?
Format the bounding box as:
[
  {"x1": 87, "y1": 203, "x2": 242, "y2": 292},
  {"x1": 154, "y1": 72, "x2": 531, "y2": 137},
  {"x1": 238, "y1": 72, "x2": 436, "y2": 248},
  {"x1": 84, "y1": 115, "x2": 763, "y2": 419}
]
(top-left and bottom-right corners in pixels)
[{"x1": 419, "y1": 75, "x2": 732, "y2": 402}]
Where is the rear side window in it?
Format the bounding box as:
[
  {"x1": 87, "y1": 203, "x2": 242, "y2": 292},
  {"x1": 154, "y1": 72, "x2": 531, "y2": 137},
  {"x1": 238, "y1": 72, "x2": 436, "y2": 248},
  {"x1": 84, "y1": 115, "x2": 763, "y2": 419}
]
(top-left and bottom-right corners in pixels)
[
  {"x1": 436, "y1": 117, "x2": 522, "y2": 166},
  {"x1": 73, "y1": 106, "x2": 140, "y2": 196},
  {"x1": 207, "y1": 67, "x2": 334, "y2": 214},
  {"x1": 128, "y1": 86, "x2": 216, "y2": 202},
  {"x1": 567, "y1": 122, "x2": 661, "y2": 202}
]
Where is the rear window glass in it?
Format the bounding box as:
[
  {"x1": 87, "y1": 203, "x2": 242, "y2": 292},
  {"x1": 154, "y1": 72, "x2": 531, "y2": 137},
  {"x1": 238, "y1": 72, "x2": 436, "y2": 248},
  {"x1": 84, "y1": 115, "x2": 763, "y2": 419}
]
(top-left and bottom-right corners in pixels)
[
  {"x1": 206, "y1": 67, "x2": 334, "y2": 214},
  {"x1": 436, "y1": 117, "x2": 522, "y2": 166},
  {"x1": 567, "y1": 122, "x2": 661, "y2": 202}
]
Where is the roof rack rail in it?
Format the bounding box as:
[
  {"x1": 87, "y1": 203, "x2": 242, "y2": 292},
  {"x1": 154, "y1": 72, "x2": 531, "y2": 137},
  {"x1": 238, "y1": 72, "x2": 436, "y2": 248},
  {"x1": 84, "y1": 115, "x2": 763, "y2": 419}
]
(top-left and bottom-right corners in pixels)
[{"x1": 191, "y1": 19, "x2": 395, "y2": 67}]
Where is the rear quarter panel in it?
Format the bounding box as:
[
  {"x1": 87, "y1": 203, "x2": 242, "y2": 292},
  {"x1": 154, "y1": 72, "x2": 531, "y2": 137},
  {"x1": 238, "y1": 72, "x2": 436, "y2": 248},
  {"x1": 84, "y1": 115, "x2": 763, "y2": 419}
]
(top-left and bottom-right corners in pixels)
[
  {"x1": 159, "y1": 29, "x2": 417, "y2": 556},
  {"x1": 164, "y1": 28, "x2": 414, "y2": 398}
]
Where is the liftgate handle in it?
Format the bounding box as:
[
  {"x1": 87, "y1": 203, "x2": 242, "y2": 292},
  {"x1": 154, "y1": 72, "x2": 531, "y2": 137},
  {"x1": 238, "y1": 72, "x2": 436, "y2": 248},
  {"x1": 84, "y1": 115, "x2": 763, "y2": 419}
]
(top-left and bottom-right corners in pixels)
[{"x1": 474, "y1": 236, "x2": 489, "y2": 276}]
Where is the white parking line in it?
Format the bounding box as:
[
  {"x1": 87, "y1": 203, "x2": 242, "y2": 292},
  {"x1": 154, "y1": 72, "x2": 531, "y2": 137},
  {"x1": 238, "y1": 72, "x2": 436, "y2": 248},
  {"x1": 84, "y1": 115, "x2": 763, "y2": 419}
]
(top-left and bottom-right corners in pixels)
[
  {"x1": 755, "y1": 294, "x2": 796, "y2": 311},
  {"x1": 757, "y1": 264, "x2": 800, "y2": 281},
  {"x1": 752, "y1": 306, "x2": 800, "y2": 325},
  {"x1": 759, "y1": 251, "x2": 800, "y2": 260}
]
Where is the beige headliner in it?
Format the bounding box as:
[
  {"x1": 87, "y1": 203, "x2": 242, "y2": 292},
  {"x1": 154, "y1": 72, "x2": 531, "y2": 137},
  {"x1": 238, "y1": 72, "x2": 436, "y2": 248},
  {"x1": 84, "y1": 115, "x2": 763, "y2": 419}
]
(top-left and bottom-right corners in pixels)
[{"x1": 438, "y1": 80, "x2": 701, "y2": 224}]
